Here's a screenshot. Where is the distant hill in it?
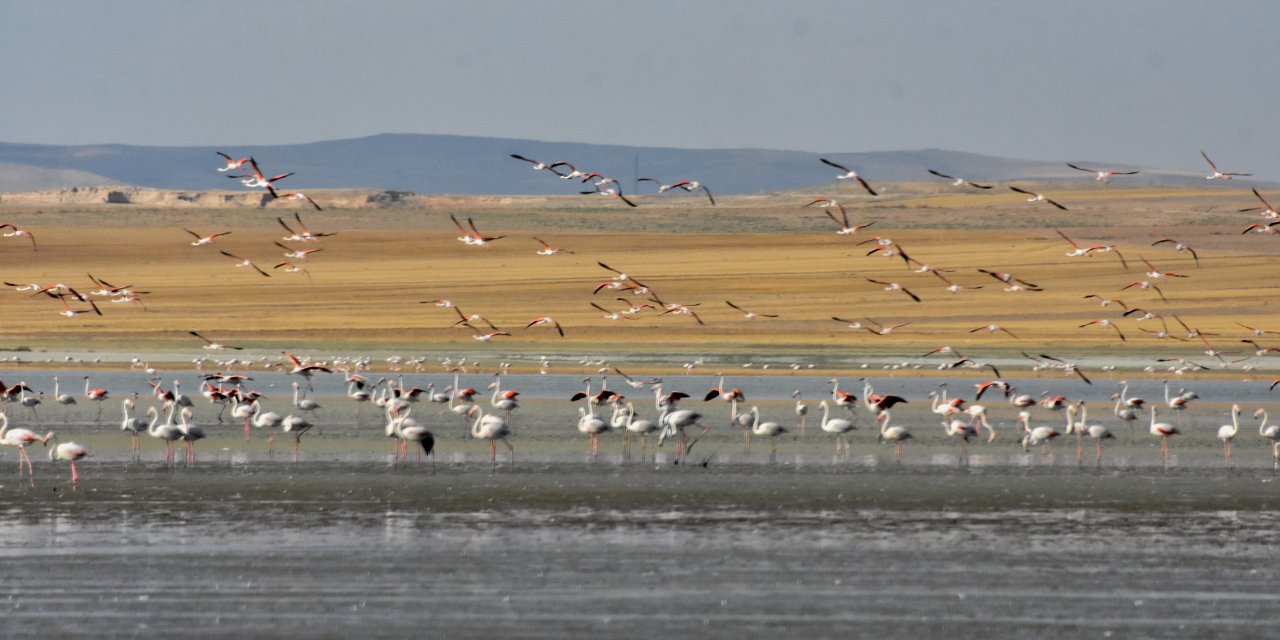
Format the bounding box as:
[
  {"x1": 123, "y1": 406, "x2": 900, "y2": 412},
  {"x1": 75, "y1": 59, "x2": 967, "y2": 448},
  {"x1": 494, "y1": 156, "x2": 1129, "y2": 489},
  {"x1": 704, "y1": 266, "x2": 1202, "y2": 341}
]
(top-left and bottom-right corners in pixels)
[{"x1": 0, "y1": 133, "x2": 1217, "y2": 195}]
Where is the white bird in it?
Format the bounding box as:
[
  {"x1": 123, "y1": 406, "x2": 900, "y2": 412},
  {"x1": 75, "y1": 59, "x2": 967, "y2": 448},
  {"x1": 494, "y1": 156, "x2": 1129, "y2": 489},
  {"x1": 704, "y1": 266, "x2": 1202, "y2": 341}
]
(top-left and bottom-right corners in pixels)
[
  {"x1": 876, "y1": 410, "x2": 912, "y2": 460},
  {"x1": 1216, "y1": 404, "x2": 1242, "y2": 463},
  {"x1": 1256, "y1": 409, "x2": 1279, "y2": 468},
  {"x1": 820, "y1": 158, "x2": 878, "y2": 195},
  {"x1": 0, "y1": 413, "x2": 39, "y2": 476},
  {"x1": 622, "y1": 401, "x2": 659, "y2": 460},
  {"x1": 1017, "y1": 410, "x2": 1060, "y2": 454},
  {"x1": 148, "y1": 403, "x2": 184, "y2": 464},
  {"x1": 177, "y1": 407, "x2": 205, "y2": 466},
  {"x1": 250, "y1": 399, "x2": 285, "y2": 456},
  {"x1": 42, "y1": 432, "x2": 88, "y2": 485},
  {"x1": 52, "y1": 376, "x2": 76, "y2": 406},
  {"x1": 282, "y1": 415, "x2": 314, "y2": 459},
  {"x1": 1201, "y1": 150, "x2": 1250, "y2": 180},
  {"x1": 469, "y1": 406, "x2": 513, "y2": 466},
  {"x1": 818, "y1": 400, "x2": 856, "y2": 459},
  {"x1": 292, "y1": 381, "x2": 321, "y2": 418},
  {"x1": 1149, "y1": 406, "x2": 1179, "y2": 465},
  {"x1": 120, "y1": 399, "x2": 150, "y2": 457},
  {"x1": 749, "y1": 406, "x2": 787, "y2": 460},
  {"x1": 577, "y1": 405, "x2": 610, "y2": 457},
  {"x1": 792, "y1": 390, "x2": 809, "y2": 437}
]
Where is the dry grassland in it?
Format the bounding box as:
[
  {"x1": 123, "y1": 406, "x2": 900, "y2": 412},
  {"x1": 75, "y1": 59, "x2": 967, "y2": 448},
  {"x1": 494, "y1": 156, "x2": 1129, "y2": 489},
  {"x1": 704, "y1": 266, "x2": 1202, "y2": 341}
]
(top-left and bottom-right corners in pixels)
[{"x1": 0, "y1": 183, "x2": 1276, "y2": 367}]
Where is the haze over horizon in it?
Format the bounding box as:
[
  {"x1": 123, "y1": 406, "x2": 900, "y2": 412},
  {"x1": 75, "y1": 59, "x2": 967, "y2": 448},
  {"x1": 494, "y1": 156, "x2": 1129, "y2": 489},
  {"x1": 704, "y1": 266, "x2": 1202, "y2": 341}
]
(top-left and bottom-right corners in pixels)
[{"x1": 4, "y1": 1, "x2": 1279, "y2": 179}]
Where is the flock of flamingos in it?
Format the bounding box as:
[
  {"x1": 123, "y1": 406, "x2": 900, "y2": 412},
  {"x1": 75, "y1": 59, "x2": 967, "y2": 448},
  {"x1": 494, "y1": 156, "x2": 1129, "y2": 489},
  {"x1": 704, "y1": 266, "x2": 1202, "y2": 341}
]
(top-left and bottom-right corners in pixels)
[{"x1": 1, "y1": 147, "x2": 1279, "y2": 486}]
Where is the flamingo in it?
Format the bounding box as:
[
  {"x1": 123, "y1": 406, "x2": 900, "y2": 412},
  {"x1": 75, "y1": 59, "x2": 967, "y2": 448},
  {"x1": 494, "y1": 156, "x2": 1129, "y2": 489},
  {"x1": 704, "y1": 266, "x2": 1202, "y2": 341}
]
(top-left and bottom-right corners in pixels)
[
  {"x1": 1018, "y1": 411, "x2": 1060, "y2": 454},
  {"x1": 0, "y1": 414, "x2": 39, "y2": 476},
  {"x1": 184, "y1": 228, "x2": 232, "y2": 246},
  {"x1": 52, "y1": 377, "x2": 76, "y2": 407},
  {"x1": 509, "y1": 154, "x2": 567, "y2": 175},
  {"x1": 1256, "y1": 409, "x2": 1279, "y2": 467},
  {"x1": 876, "y1": 409, "x2": 912, "y2": 461},
  {"x1": 1217, "y1": 404, "x2": 1242, "y2": 463},
  {"x1": 819, "y1": 158, "x2": 877, "y2": 195},
  {"x1": 283, "y1": 352, "x2": 332, "y2": 391},
  {"x1": 1151, "y1": 238, "x2": 1200, "y2": 267},
  {"x1": 1066, "y1": 163, "x2": 1139, "y2": 182},
  {"x1": 659, "y1": 180, "x2": 715, "y2": 206},
  {"x1": 1149, "y1": 406, "x2": 1179, "y2": 465},
  {"x1": 748, "y1": 406, "x2": 787, "y2": 459},
  {"x1": 792, "y1": 390, "x2": 808, "y2": 436},
  {"x1": 1009, "y1": 186, "x2": 1068, "y2": 210},
  {"x1": 177, "y1": 407, "x2": 205, "y2": 466},
  {"x1": 273, "y1": 191, "x2": 323, "y2": 211},
  {"x1": 216, "y1": 152, "x2": 250, "y2": 172},
  {"x1": 189, "y1": 330, "x2": 244, "y2": 351},
  {"x1": 1201, "y1": 150, "x2": 1250, "y2": 180},
  {"x1": 1112, "y1": 393, "x2": 1139, "y2": 436},
  {"x1": 391, "y1": 406, "x2": 435, "y2": 466},
  {"x1": 282, "y1": 415, "x2": 313, "y2": 460},
  {"x1": 230, "y1": 395, "x2": 255, "y2": 442},
  {"x1": 577, "y1": 405, "x2": 610, "y2": 457},
  {"x1": 533, "y1": 237, "x2": 574, "y2": 256},
  {"x1": 42, "y1": 432, "x2": 87, "y2": 485},
  {"x1": 725, "y1": 300, "x2": 778, "y2": 319},
  {"x1": 926, "y1": 169, "x2": 992, "y2": 189},
  {"x1": 828, "y1": 378, "x2": 857, "y2": 414},
  {"x1": 488, "y1": 373, "x2": 520, "y2": 418},
  {"x1": 292, "y1": 381, "x2": 321, "y2": 418},
  {"x1": 818, "y1": 401, "x2": 856, "y2": 459},
  {"x1": 219, "y1": 251, "x2": 271, "y2": 277},
  {"x1": 278, "y1": 212, "x2": 337, "y2": 241},
  {"x1": 941, "y1": 407, "x2": 979, "y2": 459},
  {"x1": 0, "y1": 223, "x2": 37, "y2": 250},
  {"x1": 120, "y1": 399, "x2": 150, "y2": 457},
  {"x1": 656, "y1": 404, "x2": 707, "y2": 463},
  {"x1": 622, "y1": 402, "x2": 659, "y2": 460},
  {"x1": 148, "y1": 403, "x2": 183, "y2": 464},
  {"x1": 226, "y1": 157, "x2": 293, "y2": 191},
  {"x1": 469, "y1": 406, "x2": 513, "y2": 466},
  {"x1": 250, "y1": 399, "x2": 284, "y2": 456},
  {"x1": 16, "y1": 384, "x2": 40, "y2": 421},
  {"x1": 525, "y1": 316, "x2": 565, "y2": 337}
]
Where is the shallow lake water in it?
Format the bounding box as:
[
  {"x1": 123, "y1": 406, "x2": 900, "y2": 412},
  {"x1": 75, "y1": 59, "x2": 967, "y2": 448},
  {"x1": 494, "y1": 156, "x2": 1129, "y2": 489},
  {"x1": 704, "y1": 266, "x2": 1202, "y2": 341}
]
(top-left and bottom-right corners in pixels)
[{"x1": 2, "y1": 371, "x2": 1279, "y2": 638}]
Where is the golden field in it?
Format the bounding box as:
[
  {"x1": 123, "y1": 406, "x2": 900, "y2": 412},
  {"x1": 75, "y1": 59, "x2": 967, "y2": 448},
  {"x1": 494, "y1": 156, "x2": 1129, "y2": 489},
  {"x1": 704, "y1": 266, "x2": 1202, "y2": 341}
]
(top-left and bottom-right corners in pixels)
[{"x1": 0, "y1": 182, "x2": 1276, "y2": 369}]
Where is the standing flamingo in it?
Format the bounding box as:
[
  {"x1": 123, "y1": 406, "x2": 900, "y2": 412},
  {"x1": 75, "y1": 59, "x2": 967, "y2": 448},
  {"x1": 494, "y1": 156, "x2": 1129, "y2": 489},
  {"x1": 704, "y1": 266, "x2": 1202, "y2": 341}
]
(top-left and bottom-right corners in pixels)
[
  {"x1": 748, "y1": 407, "x2": 787, "y2": 460},
  {"x1": 282, "y1": 415, "x2": 313, "y2": 460},
  {"x1": 656, "y1": 404, "x2": 706, "y2": 463},
  {"x1": 1017, "y1": 411, "x2": 1060, "y2": 455},
  {"x1": 391, "y1": 406, "x2": 435, "y2": 467},
  {"x1": 42, "y1": 433, "x2": 87, "y2": 485},
  {"x1": 469, "y1": 406, "x2": 513, "y2": 466},
  {"x1": 0, "y1": 413, "x2": 39, "y2": 476},
  {"x1": 876, "y1": 409, "x2": 912, "y2": 461},
  {"x1": 818, "y1": 401, "x2": 856, "y2": 459},
  {"x1": 1080, "y1": 402, "x2": 1114, "y2": 464},
  {"x1": 1256, "y1": 409, "x2": 1279, "y2": 468},
  {"x1": 577, "y1": 405, "x2": 610, "y2": 457},
  {"x1": 292, "y1": 382, "x2": 321, "y2": 418},
  {"x1": 53, "y1": 377, "x2": 77, "y2": 407},
  {"x1": 622, "y1": 402, "x2": 659, "y2": 460},
  {"x1": 1217, "y1": 404, "x2": 1242, "y2": 463},
  {"x1": 148, "y1": 403, "x2": 183, "y2": 464},
  {"x1": 177, "y1": 407, "x2": 205, "y2": 465},
  {"x1": 792, "y1": 390, "x2": 808, "y2": 437},
  {"x1": 120, "y1": 399, "x2": 150, "y2": 458},
  {"x1": 1149, "y1": 406, "x2": 1179, "y2": 466},
  {"x1": 250, "y1": 400, "x2": 284, "y2": 456}
]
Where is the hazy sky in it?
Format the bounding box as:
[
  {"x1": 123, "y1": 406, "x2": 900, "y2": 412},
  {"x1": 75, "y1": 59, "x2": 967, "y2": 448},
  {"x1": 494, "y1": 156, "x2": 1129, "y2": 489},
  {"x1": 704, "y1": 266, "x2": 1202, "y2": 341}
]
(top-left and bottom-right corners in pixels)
[{"x1": 4, "y1": 1, "x2": 1280, "y2": 178}]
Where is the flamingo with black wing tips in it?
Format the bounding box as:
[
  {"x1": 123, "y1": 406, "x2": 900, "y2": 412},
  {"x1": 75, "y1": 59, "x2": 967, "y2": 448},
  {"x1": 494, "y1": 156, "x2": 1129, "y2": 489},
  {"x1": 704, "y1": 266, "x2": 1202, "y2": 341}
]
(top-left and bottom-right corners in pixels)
[
  {"x1": 183, "y1": 228, "x2": 230, "y2": 246},
  {"x1": 1009, "y1": 186, "x2": 1068, "y2": 210},
  {"x1": 465, "y1": 324, "x2": 511, "y2": 341},
  {"x1": 1066, "y1": 163, "x2": 1139, "y2": 182},
  {"x1": 1238, "y1": 322, "x2": 1280, "y2": 337},
  {"x1": 1057, "y1": 229, "x2": 1093, "y2": 257},
  {"x1": 1139, "y1": 256, "x2": 1188, "y2": 279},
  {"x1": 533, "y1": 237, "x2": 574, "y2": 255},
  {"x1": 819, "y1": 158, "x2": 877, "y2": 195},
  {"x1": 1201, "y1": 150, "x2": 1250, "y2": 180},
  {"x1": 725, "y1": 300, "x2": 778, "y2": 319},
  {"x1": 274, "y1": 241, "x2": 323, "y2": 260},
  {"x1": 1239, "y1": 188, "x2": 1280, "y2": 218},
  {"x1": 218, "y1": 251, "x2": 271, "y2": 277},
  {"x1": 189, "y1": 330, "x2": 243, "y2": 351},
  {"x1": 977, "y1": 268, "x2": 1042, "y2": 291},
  {"x1": 216, "y1": 151, "x2": 249, "y2": 172},
  {"x1": 931, "y1": 270, "x2": 983, "y2": 294},
  {"x1": 1084, "y1": 294, "x2": 1128, "y2": 312},
  {"x1": 590, "y1": 302, "x2": 630, "y2": 321},
  {"x1": 1150, "y1": 238, "x2": 1199, "y2": 267},
  {"x1": 465, "y1": 217, "x2": 505, "y2": 245},
  {"x1": 580, "y1": 185, "x2": 638, "y2": 207},
  {"x1": 865, "y1": 278, "x2": 921, "y2": 303},
  {"x1": 450, "y1": 306, "x2": 500, "y2": 331},
  {"x1": 1149, "y1": 405, "x2": 1179, "y2": 465},
  {"x1": 662, "y1": 180, "x2": 715, "y2": 205},
  {"x1": 0, "y1": 223, "x2": 37, "y2": 250},
  {"x1": 1120, "y1": 280, "x2": 1167, "y2": 303},
  {"x1": 509, "y1": 154, "x2": 567, "y2": 176},
  {"x1": 831, "y1": 317, "x2": 864, "y2": 331},
  {"x1": 864, "y1": 318, "x2": 911, "y2": 335},
  {"x1": 808, "y1": 199, "x2": 874, "y2": 235},
  {"x1": 1078, "y1": 319, "x2": 1126, "y2": 341},
  {"x1": 283, "y1": 352, "x2": 333, "y2": 391},
  {"x1": 549, "y1": 161, "x2": 585, "y2": 180},
  {"x1": 655, "y1": 299, "x2": 705, "y2": 325},
  {"x1": 969, "y1": 324, "x2": 1018, "y2": 339},
  {"x1": 273, "y1": 261, "x2": 311, "y2": 281},
  {"x1": 926, "y1": 169, "x2": 991, "y2": 189},
  {"x1": 227, "y1": 157, "x2": 293, "y2": 193},
  {"x1": 279, "y1": 212, "x2": 337, "y2": 242},
  {"x1": 525, "y1": 316, "x2": 564, "y2": 337},
  {"x1": 273, "y1": 191, "x2": 323, "y2": 211}
]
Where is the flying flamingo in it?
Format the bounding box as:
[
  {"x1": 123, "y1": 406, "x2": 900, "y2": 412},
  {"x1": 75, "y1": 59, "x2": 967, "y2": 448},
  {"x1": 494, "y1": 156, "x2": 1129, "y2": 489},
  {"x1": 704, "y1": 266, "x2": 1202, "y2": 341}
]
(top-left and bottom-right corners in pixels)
[
  {"x1": 926, "y1": 169, "x2": 992, "y2": 189},
  {"x1": 1151, "y1": 238, "x2": 1200, "y2": 267},
  {"x1": 525, "y1": 316, "x2": 565, "y2": 337},
  {"x1": 273, "y1": 191, "x2": 323, "y2": 211},
  {"x1": 661, "y1": 180, "x2": 715, "y2": 206},
  {"x1": 865, "y1": 278, "x2": 921, "y2": 302},
  {"x1": 510, "y1": 154, "x2": 567, "y2": 175},
  {"x1": 283, "y1": 352, "x2": 332, "y2": 391},
  {"x1": 0, "y1": 223, "x2": 37, "y2": 250},
  {"x1": 183, "y1": 228, "x2": 231, "y2": 246},
  {"x1": 533, "y1": 237, "x2": 574, "y2": 255},
  {"x1": 1239, "y1": 188, "x2": 1279, "y2": 219},
  {"x1": 1009, "y1": 186, "x2": 1068, "y2": 210},
  {"x1": 1066, "y1": 163, "x2": 1139, "y2": 182},
  {"x1": 725, "y1": 300, "x2": 778, "y2": 319},
  {"x1": 42, "y1": 432, "x2": 88, "y2": 485},
  {"x1": 278, "y1": 212, "x2": 337, "y2": 241},
  {"x1": 819, "y1": 158, "x2": 878, "y2": 195},
  {"x1": 216, "y1": 152, "x2": 250, "y2": 172},
  {"x1": 469, "y1": 406, "x2": 513, "y2": 466},
  {"x1": 1201, "y1": 150, "x2": 1250, "y2": 180},
  {"x1": 219, "y1": 251, "x2": 271, "y2": 277},
  {"x1": 1216, "y1": 404, "x2": 1242, "y2": 463},
  {"x1": 227, "y1": 157, "x2": 293, "y2": 193},
  {"x1": 1078, "y1": 319, "x2": 1126, "y2": 341}
]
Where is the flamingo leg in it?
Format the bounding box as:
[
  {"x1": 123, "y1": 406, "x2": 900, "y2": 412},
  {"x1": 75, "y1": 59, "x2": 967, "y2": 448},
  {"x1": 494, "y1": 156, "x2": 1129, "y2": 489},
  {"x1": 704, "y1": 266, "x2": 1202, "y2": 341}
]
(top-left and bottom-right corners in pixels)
[
  {"x1": 1095, "y1": 440, "x2": 1103, "y2": 463},
  {"x1": 70, "y1": 460, "x2": 79, "y2": 484}
]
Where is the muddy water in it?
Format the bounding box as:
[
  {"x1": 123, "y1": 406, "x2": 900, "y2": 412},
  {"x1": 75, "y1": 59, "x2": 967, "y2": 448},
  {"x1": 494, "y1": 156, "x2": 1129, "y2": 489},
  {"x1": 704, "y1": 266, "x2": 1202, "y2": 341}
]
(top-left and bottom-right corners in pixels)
[{"x1": 2, "y1": 372, "x2": 1279, "y2": 638}]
